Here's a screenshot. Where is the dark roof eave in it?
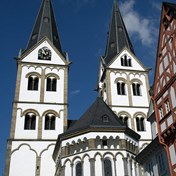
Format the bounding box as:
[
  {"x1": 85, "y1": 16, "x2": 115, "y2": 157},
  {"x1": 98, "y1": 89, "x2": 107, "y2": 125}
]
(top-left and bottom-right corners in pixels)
[
  {"x1": 60, "y1": 126, "x2": 126, "y2": 140},
  {"x1": 135, "y1": 136, "x2": 161, "y2": 164}
]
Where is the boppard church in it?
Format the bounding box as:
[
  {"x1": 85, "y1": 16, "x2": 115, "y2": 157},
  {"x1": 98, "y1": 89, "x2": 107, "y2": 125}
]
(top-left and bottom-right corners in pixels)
[{"x1": 4, "y1": 0, "x2": 176, "y2": 176}]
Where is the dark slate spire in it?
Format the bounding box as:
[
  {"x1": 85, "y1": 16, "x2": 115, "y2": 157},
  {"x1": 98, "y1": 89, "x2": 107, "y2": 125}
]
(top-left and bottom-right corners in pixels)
[
  {"x1": 104, "y1": 0, "x2": 135, "y2": 65},
  {"x1": 27, "y1": 0, "x2": 63, "y2": 53}
]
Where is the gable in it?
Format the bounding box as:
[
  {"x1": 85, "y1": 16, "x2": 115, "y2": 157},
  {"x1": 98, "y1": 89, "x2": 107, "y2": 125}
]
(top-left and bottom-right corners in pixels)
[
  {"x1": 108, "y1": 48, "x2": 146, "y2": 71},
  {"x1": 20, "y1": 39, "x2": 67, "y2": 65}
]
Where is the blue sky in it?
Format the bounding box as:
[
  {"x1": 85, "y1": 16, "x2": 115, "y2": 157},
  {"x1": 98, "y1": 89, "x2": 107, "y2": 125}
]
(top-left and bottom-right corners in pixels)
[{"x1": 0, "y1": 0, "x2": 175, "y2": 174}]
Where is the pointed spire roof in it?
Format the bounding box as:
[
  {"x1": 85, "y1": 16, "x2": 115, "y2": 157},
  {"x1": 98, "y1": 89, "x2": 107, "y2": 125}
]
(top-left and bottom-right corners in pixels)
[
  {"x1": 27, "y1": 0, "x2": 63, "y2": 53},
  {"x1": 104, "y1": 0, "x2": 135, "y2": 65},
  {"x1": 62, "y1": 97, "x2": 140, "y2": 140}
]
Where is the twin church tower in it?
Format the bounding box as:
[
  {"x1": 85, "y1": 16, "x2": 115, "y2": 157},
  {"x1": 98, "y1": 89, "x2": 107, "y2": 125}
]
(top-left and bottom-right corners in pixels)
[{"x1": 5, "y1": 0, "x2": 151, "y2": 175}]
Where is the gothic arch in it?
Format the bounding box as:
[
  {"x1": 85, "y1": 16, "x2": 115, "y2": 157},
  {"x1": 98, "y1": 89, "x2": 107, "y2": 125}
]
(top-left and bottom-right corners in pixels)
[
  {"x1": 39, "y1": 143, "x2": 55, "y2": 156},
  {"x1": 11, "y1": 143, "x2": 37, "y2": 156},
  {"x1": 115, "y1": 152, "x2": 125, "y2": 158},
  {"x1": 63, "y1": 159, "x2": 71, "y2": 167},
  {"x1": 71, "y1": 156, "x2": 82, "y2": 165},
  {"x1": 82, "y1": 154, "x2": 90, "y2": 161},
  {"x1": 94, "y1": 152, "x2": 103, "y2": 160},
  {"x1": 103, "y1": 152, "x2": 115, "y2": 159}
]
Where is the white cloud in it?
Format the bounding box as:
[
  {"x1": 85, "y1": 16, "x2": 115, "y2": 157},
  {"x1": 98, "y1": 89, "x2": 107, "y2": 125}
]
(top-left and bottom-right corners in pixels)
[
  {"x1": 151, "y1": 1, "x2": 161, "y2": 11},
  {"x1": 70, "y1": 89, "x2": 81, "y2": 96},
  {"x1": 119, "y1": 0, "x2": 157, "y2": 47}
]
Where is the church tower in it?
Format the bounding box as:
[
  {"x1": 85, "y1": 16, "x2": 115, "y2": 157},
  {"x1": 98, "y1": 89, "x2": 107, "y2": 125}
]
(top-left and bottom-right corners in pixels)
[
  {"x1": 98, "y1": 0, "x2": 151, "y2": 149},
  {"x1": 5, "y1": 0, "x2": 70, "y2": 175},
  {"x1": 153, "y1": 2, "x2": 176, "y2": 175}
]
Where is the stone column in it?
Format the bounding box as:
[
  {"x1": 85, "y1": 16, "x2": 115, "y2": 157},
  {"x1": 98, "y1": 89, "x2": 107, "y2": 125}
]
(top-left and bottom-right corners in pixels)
[
  {"x1": 36, "y1": 156, "x2": 41, "y2": 176},
  {"x1": 70, "y1": 163, "x2": 74, "y2": 176},
  {"x1": 123, "y1": 157, "x2": 129, "y2": 176},
  {"x1": 138, "y1": 164, "x2": 142, "y2": 176},
  {"x1": 38, "y1": 115, "x2": 42, "y2": 139},
  {"x1": 89, "y1": 158, "x2": 95, "y2": 176},
  {"x1": 127, "y1": 74, "x2": 133, "y2": 106},
  {"x1": 129, "y1": 159, "x2": 132, "y2": 176},
  {"x1": 113, "y1": 158, "x2": 117, "y2": 176},
  {"x1": 40, "y1": 69, "x2": 45, "y2": 102}
]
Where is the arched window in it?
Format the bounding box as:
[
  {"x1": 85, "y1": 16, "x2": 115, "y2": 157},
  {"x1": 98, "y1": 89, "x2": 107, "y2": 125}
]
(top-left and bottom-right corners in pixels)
[
  {"x1": 76, "y1": 162, "x2": 82, "y2": 176},
  {"x1": 119, "y1": 116, "x2": 128, "y2": 126},
  {"x1": 121, "y1": 55, "x2": 132, "y2": 67},
  {"x1": 28, "y1": 75, "x2": 39, "y2": 90},
  {"x1": 46, "y1": 76, "x2": 57, "y2": 91},
  {"x1": 24, "y1": 113, "x2": 36, "y2": 130},
  {"x1": 136, "y1": 117, "x2": 145, "y2": 131},
  {"x1": 117, "y1": 82, "x2": 126, "y2": 95},
  {"x1": 132, "y1": 83, "x2": 141, "y2": 96},
  {"x1": 45, "y1": 114, "x2": 56, "y2": 130},
  {"x1": 104, "y1": 158, "x2": 112, "y2": 176}
]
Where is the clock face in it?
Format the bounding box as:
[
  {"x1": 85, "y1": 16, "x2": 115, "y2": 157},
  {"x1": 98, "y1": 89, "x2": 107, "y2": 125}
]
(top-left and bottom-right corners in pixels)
[{"x1": 38, "y1": 47, "x2": 51, "y2": 60}]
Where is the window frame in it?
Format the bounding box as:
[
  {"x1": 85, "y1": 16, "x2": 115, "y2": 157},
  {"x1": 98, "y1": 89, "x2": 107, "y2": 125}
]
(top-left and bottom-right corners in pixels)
[
  {"x1": 117, "y1": 82, "x2": 126, "y2": 95},
  {"x1": 104, "y1": 158, "x2": 112, "y2": 176},
  {"x1": 75, "y1": 161, "x2": 82, "y2": 176},
  {"x1": 44, "y1": 114, "x2": 56, "y2": 130},
  {"x1": 136, "y1": 116, "x2": 145, "y2": 131},
  {"x1": 27, "y1": 75, "x2": 39, "y2": 91},
  {"x1": 46, "y1": 76, "x2": 57, "y2": 92},
  {"x1": 121, "y1": 54, "x2": 132, "y2": 67},
  {"x1": 24, "y1": 113, "x2": 36, "y2": 130},
  {"x1": 132, "y1": 83, "x2": 141, "y2": 96}
]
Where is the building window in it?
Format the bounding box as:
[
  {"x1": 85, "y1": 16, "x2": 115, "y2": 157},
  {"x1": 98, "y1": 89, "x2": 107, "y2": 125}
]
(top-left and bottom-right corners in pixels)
[
  {"x1": 136, "y1": 117, "x2": 145, "y2": 131},
  {"x1": 159, "y1": 106, "x2": 164, "y2": 119},
  {"x1": 102, "y1": 115, "x2": 109, "y2": 123},
  {"x1": 132, "y1": 83, "x2": 141, "y2": 96},
  {"x1": 157, "y1": 153, "x2": 166, "y2": 174},
  {"x1": 104, "y1": 158, "x2": 112, "y2": 176},
  {"x1": 165, "y1": 100, "x2": 170, "y2": 113},
  {"x1": 76, "y1": 162, "x2": 82, "y2": 176},
  {"x1": 28, "y1": 75, "x2": 39, "y2": 90},
  {"x1": 24, "y1": 113, "x2": 36, "y2": 130},
  {"x1": 46, "y1": 76, "x2": 57, "y2": 91},
  {"x1": 121, "y1": 55, "x2": 132, "y2": 67},
  {"x1": 117, "y1": 82, "x2": 126, "y2": 95},
  {"x1": 119, "y1": 116, "x2": 128, "y2": 126},
  {"x1": 45, "y1": 114, "x2": 56, "y2": 130}
]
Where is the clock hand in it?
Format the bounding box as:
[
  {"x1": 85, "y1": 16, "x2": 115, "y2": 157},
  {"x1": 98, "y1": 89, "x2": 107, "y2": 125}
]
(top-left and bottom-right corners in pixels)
[{"x1": 41, "y1": 49, "x2": 46, "y2": 55}]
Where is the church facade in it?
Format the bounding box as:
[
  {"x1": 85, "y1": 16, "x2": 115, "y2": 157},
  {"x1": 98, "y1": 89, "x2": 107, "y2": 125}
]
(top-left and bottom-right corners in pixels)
[
  {"x1": 5, "y1": 0, "x2": 70, "y2": 175},
  {"x1": 5, "y1": 0, "x2": 174, "y2": 176}
]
